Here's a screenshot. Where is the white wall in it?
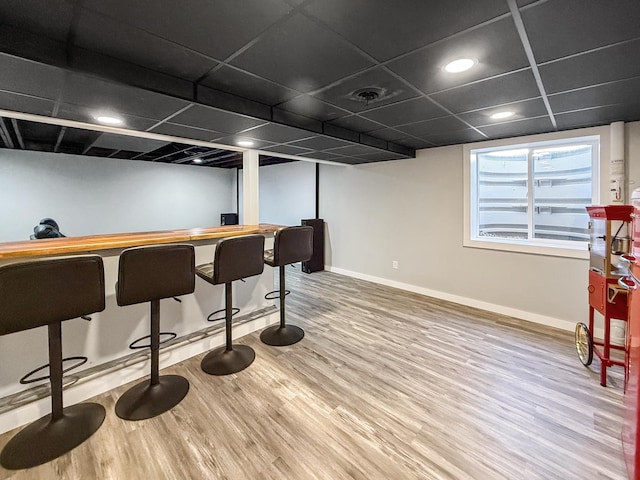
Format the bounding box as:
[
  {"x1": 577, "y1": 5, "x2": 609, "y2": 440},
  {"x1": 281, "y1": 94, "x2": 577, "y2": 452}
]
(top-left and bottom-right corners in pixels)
[
  {"x1": 0, "y1": 149, "x2": 235, "y2": 242},
  {"x1": 319, "y1": 123, "x2": 639, "y2": 331},
  {"x1": 259, "y1": 160, "x2": 316, "y2": 226}
]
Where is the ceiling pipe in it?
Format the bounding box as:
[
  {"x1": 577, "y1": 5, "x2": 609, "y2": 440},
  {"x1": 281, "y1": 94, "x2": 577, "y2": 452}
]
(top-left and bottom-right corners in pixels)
[{"x1": 610, "y1": 121, "x2": 625, "y2": 204}]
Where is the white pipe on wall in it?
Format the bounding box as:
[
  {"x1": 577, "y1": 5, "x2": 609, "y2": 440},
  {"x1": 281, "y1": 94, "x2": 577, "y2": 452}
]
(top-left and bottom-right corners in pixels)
[{"x1": 610, "y1": 121, "x2": 626, "y2": 203}]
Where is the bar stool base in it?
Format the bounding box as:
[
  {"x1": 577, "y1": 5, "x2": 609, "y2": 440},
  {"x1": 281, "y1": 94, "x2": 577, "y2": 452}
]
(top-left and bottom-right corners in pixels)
[
  {"x1": 201, "y1": 345, "x2": 255, "y2": 375},
  {"x1": 260, "y1": 325, "x2": 305, "y2": 346},
  {"x1": 115, "y1": 375, "x2": 189, "y2": 421},
  {"x1": 0, "y1": 403, "x2": 105, "y2": 470}
]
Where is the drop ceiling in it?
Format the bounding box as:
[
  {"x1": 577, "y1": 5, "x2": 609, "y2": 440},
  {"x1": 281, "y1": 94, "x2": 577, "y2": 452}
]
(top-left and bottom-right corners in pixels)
[{"x1": 0, "y1": 0, "x2": 639, "y2": 166}]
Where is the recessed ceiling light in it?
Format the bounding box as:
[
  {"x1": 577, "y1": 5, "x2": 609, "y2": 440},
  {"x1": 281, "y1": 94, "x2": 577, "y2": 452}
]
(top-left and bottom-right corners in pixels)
[
  {"x1": 443, "y1": 58, "x2": 476, "y2": 73},
  {"x1": 490, "y1": 111, "x2": 515, "y2": 120},
  {"x1": 94, "y1": 115, "x2": 123, "y2": 125},
  {"x1": 192, "y1": 158, "x2": 202, "y2": 164},
  {"x1": 237, "y1": 140, "x2": 254, "y2": 147}
]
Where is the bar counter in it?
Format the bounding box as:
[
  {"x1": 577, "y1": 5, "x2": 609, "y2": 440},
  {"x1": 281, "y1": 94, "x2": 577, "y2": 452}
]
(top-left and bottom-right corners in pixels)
[
  {"x1": 0, "y1": 224, "x2": 281, "y2": 434},
  {"x1": 0, "y1": 224, "x2": 281, "y2": 259}
]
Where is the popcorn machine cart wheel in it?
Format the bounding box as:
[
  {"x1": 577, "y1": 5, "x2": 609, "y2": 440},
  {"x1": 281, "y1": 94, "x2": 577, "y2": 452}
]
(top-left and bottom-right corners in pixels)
[{"x1": 578, "y1": 205, "x2": 633, "y2": 387}]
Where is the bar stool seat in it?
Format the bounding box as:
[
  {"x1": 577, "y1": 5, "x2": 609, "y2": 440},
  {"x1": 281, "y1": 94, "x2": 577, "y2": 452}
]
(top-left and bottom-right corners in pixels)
[
  {"x1": 196, "y1": 234, "x2": 265, "y2": 375},
  {"x1": 115, "y1": 244, "x2": 195, "y2": 421},
  {"x1": 0, "y1": 255, "x2": 106, "y2": 470},
  {"x1": 261, "y1": 226, "x2": 313, "y2": 346}
]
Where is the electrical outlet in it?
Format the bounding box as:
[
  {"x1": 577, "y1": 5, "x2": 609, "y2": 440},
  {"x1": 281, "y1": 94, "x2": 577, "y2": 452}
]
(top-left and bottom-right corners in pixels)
[{"x1": 392, "y1": 260, "x2": 398, "y2": 269}]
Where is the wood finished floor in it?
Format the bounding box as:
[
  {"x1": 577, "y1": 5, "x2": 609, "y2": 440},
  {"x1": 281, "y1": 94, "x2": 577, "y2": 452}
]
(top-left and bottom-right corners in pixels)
[{"x1": 0, "y1": 269, "x2": 628, "y2": 480}]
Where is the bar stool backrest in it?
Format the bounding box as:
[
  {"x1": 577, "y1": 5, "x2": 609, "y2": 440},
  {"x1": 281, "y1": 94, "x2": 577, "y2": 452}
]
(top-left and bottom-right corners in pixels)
[
  {"x1": 273, "y1": 226, "x2": 314, "y2": 267},
  {"x1": 117, "y1": 244, "x2": 195, "y2": 306},
  {"x1": 213, "y1": 235, "x2": 265, "y2": 285},
  {"x1": 0, "y1": 255, "x2": 105, "y2": 335}
]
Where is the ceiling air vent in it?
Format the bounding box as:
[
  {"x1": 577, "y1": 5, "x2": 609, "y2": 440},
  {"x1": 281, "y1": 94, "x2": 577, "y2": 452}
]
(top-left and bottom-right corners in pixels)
[{"x1": 350, "y1": 87, "x2": 386, "y2": 106}]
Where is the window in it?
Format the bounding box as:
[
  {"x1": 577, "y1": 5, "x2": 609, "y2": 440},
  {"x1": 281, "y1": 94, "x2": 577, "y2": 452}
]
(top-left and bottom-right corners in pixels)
[{"x1": 466, "y1": 135, "x2": 599, "y2": 257}]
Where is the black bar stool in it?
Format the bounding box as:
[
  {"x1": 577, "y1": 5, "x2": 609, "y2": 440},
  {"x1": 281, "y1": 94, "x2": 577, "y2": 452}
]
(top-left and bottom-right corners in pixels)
[
  {"x1": 115, "y1": 244, "x2": 195, "y2": 421},
  {"x1": 0, "y1": 255, "x2": 106, "y2": 470},
  {"x1": 196, "y1": 235, "x2": 265, "y2": 375},
  {"x1": 261, "y1": 226, "x2": 313, "y2": 346}
]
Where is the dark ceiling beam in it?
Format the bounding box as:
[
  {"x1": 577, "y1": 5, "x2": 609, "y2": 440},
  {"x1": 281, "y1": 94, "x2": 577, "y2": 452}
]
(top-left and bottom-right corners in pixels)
[
  {"x1": 10, "y1": 119, "x2": 25, "y2": 150},
  {"x1": 0, "y1": 119, "x2": 14, "y2": 149},
  {"x1": 53, "y1": 126, "x2": 67, "y2": 153}
]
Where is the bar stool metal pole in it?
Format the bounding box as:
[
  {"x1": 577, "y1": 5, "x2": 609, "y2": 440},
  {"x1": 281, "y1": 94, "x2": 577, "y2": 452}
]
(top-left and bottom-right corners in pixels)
[
  {"x1": 261, "y1": 226, "x2": 313, "y2": 346},
  {"x1": 114, "y1": 244, "x2": 195, "y2": 421},
  {"x1": 196, "y1": 234, "x2": 265, "y2": 375}
]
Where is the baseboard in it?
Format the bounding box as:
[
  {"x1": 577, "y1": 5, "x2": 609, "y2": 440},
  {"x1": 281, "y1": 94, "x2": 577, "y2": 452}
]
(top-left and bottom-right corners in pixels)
[
  {"x1": 326, "y1": 266, "x2": 580, "y2": 332},
  {"x1": 0, "y1": 309, "x2": 279, "y2": 435}
]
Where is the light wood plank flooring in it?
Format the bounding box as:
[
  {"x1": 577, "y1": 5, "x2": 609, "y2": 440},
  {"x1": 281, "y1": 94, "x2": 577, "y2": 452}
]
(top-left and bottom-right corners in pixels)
[{"x1": 0, "y1": 269, "x2": 628, "y2": 479}]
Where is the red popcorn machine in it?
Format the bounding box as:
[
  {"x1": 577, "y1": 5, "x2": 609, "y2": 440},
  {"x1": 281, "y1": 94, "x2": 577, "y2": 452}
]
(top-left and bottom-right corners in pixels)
[{"x1": 576, "y1": 205, "x2": 633, "y2": 386}]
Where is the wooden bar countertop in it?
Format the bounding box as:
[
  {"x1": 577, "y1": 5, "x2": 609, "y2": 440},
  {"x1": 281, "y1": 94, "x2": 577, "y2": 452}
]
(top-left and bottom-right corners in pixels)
[{"x1": 0, "y1": 224, "x2": 281, "y2": 259}]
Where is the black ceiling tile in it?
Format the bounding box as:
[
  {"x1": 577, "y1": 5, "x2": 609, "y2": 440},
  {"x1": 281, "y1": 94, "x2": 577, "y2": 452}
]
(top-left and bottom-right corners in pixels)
[
  {"x1": 59, "y1": 127, "x2": 102, "y2": 148},
  {"x1": 394, "y1": 137, "x2": 435, "y2": 150},
  {"x1": 85, "y1": 146, "x2": 118, "y2": 157},
  {"x1": 272, "y1": 108, "x2": 323, "y2": 133},
  {"x1": 548, "y1": 77, "x2": 640, "y2": 113},
  {"x1": 362, "y1": 128, "x2": 407, "y2": 142},
  {"x1": 261, "y1": 144, "x2": 314, "y2": 155},
  {"x1": 75, "y1": 9, "x2": 218, "y2": 82},
  {"x1": 214, "y1": 136, "x2": 276, "y2": 150},
  {"x1": 170, "y1": 104, "x2": 267, "y2": 135},
  {"x1": 200, "y1": 65, "x2": 299, "y2": 106},
  {"x1": 92, "y1": 133, "x2": 170, "y2": 152},
  {"x1": 0, "y1": 54, "x2": 66, "y2": 100},
  {"x1": 360, "y1": 97, "x2": 449, "y2": 126},
  {"x1": 150, "y1": 122, "x2": 223, "y2": 142},
  {"x1": 304, "y1": 0, "x2": 509, "y2": 61},
  {"x1": 396, "y1": 116, "x2": 470, "y2": 137},
  {"x1": 478, "y1": 117, "x2": 555, "y2": 139},
  {"x1": 556, "y1": 104, "x2": 640, "y2": 130},
  {"x1": 82, "y1": 0, "x2": 292, "y2": 60},
  {"x1": 298, "y1": 151, "x2": 346, "y2": 161},
  {"x1": 387, "y1": 17, "x2": 529, "y2": 95},
  {"x1": 72, "y1": 48, "x2": 195, "y2": 101},
  {"x1": 312, "y1": 67, "x2": 420, "y2": 112},
  {"x1": 277, "y1": 95, "x2": 347, "y2": 121},
  {"x1": 458, "y1": 98, "x2": 548, "y2": 126},
  {"x1": 109, "y1": 150, "x2": 141, "y2": 159},
  {"x1": 325, "y1": 144, "x2": 382, "y2": 156},
  {"x1": 0, "y1": 92, "x2": 55, "y2": 117},
  {"x1": 539, "y1": 40, "x2": 640, "y2": 94},
  {"x1": 327, "y1": 115, "x2": 382, "y2": 133},
  {"x1": 431, "y1": 69, "x2": 540, "y2": 113},
  {"x1": 56, "y1": 103, "x2": 159, "y2": 131},
  {"x1": 421, "y1": 128, "x2": 487, "y2": 146},
  {"x1": 61, "y1": 72, "x2": 191, "y2": 121},
  {"x1": 240, "y1": 123, "x2": 316, "y2": 143},
  {"x1": 0, "y1": 0, "x2": 74, "y2": 42},
  {"x1": 287, "y1": 136, "x2": 352, "y2": 150},
  {"x1": 522, "y1": 0, "x2": 640, "y2": 63},
  {"x1": 230, "y1": 13, "x2": 373, "y2": 93}
]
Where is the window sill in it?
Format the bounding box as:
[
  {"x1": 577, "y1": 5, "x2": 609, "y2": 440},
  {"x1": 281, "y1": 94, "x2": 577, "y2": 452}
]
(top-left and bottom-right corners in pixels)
[{"x1": 463, "y1": 237, "x2": 589, "y2": 259}]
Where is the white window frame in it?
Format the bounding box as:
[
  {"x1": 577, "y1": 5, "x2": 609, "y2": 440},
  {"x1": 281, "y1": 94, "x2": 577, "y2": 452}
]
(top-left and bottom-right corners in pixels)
[{"x1": 463, "y1": 133, "x2": 601, "y2": 259}]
